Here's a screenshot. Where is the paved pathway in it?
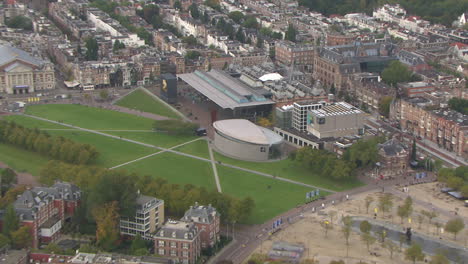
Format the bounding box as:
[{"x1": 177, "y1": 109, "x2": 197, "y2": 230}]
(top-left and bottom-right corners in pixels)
[
  {"x1": 208, "y1": 144, "x2": 222, "y2": 193},
  {"x1": 109, "y1": 137, "x2": 203, "y2": 170},
  {"x1": 22, "y1": 114, "x2": 331, "y2": 192}
]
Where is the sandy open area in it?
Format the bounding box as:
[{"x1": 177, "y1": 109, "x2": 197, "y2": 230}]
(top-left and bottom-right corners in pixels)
[{"x1": 251, "y1": 183, "x2": 468, "y2": 264}]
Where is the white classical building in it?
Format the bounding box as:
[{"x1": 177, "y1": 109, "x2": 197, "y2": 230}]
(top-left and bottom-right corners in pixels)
[{"x1": 0, "y1": 45, "x2": 55, "y2": 94}]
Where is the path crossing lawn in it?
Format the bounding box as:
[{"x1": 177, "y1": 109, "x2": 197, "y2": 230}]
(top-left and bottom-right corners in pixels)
[
  {"x1": 3, "y1": 115, "x2": 68, "y2": 129},
  {"x1": 105, "y1": 131, "x2": 196, "y2": 149},
  {"x1": 116, "y1": 89, "x2": 180, "y2": 119},
  {"x1": 214, "y1": 152, "x2": 363, "y2": 192},
  {"x1": 217, "y1": 166, "x2": 327, "y2": 224},
  {"x1": 45, "y1": 130, "x2": 156, "y2": 168},
  {"x1": 25, "y1": 104, "x2": 154, "y2": 130},
  {"x1": 173, "y1": 139, "x2": 209, "y2": 159},
  {"x1": 120, "y1": 152, "x2": 216, "y2": 189},
  {"x1": 0, "y1": 144, "x2": 49, "y2": 176}
]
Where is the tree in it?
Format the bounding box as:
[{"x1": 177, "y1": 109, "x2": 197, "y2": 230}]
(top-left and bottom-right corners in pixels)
[
  {"x1": 235, "y1": 28, "x2": 245, "y2": 43},
  {"x1": 360, "y1": 232, "x2": 376, "y2": 252},
  {"x1": 378, "y1": 193, "x2": 393, "y2": 217},
  {"x1": 285, "y1": 24, "x2": 297, "y2": 42},
  {"x1": 99, "y1": 90, "x2": 109, "y2": 100},
  {"x1": 242, "y1": 16, "x2": 259, "y2": 29},
  {"x1": 411, "y1": 139, "x2": 417, "y2": 161},
  {"x1": 185, "y1": 50, "x2": 202, "y2": 60},
  {"x1": 5, "y1": 15, "x2": 32, "y2": 30},
  {"x1": 381, "y1": 61, "x2": 418, "y2": 87},
  {"x1": 329, "y1": 261, "x2": 345, "y2": 264},
  {"x1": 341, "y1": 216, "x2": 352, "y2": 257},
  {"x1": 2, "y1": 204, "x2": 18, "y2": 238},
  {"x1": 130, "y1": 234, "x2": 148, "y2": 255},
  {"x1": 321, "y1": 220, "x2": 331, "y2": 238},
  {"x1": 11, "y1": 226, "x2": 32, "y2": 249},
  {"x1": 189, "y1": 4, "x2": 200, "y2": 19},
  {"x1": 85, "y1": 37, "x2": 99, "y2": 61},
  {"x1": 378, "y1": 96, "x2": 393, "y2": 118},
  {"x1": 228, "y1": 11, "x2": 244, "y2": 24},
  {"x1": 1, "y1": 168, "x2": 17, "y2": 195},
  {"x1": 444, "y1": 217, "x2": 464, "y2": 240},
  {"x1": 257, "y1": 117, "x2": 273, "y2": 127},
  {"x1": 384, "y1": 240, "x2": 398, "y2": 259},
  {"x1": 405, "y1": 243, "x2": 425, "y2": 264},
  {"x1": 87, "y1": 171, "x2": 138, "y2": 219},
  {"x1": 0, "y1": 234, "x2": 10, "y2": 248},
  {"x1": 182, "y1": 35, "x2": 198, "y2": 46},
  {"x1": 447, "y1": 97, "x2": 468, "y2": 115},
  {"x1": 421, "y1": 210, "x2": 438, "y2": 227},
  {"x1": 397, "y1": 196, "x2": 413, "y2": 224},
  {"x1": 364, "y1": 196, "x2": 373, "y2": 214},
  {"x1": 173, "y1": 0, "x2": 182, "y2": 10},
  {"x1": 360, "y1": 220, "x2": 372, "y2": 234},
  {"x1": 113, "y1": 40, "x2": 125, "y2": 52},
  {"x1": 93, "y1": 202, "x2": 120, "y2": 251},
  {"x1": 430, "y1": 254, "x2": 450, "y2": 264}
]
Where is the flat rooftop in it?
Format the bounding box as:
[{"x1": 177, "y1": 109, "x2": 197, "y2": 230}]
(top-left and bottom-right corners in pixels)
[
  {"x1": 310, "y1": 102, "x2": 363, "y2": 117},
  {"x1": 178, "y1": 70, "x2": 274, "y2": 110}
]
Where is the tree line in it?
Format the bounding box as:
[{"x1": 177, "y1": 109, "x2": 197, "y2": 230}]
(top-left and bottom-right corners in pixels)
[
  {"x1": 292, "y1": 137, "x2": 384, "y2": 180},
  {"x1": 448, "y1": 98, "x2": 468, "y2": 115},
  {"x1": 437, "y1": 166, "x2": 468, "y2": 197},
  {"x1": 39, "y1": 160, "x2": 255, "y2": 250},
  {"x1": 298, "y1": 0, "x2": 467, "y2": 26},
  {"x1": 0, "y1": 120, "x2": 99, "y2": 165}
]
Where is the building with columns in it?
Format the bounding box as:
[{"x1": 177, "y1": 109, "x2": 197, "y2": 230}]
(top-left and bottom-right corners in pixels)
[{"x1": 0, "y1": 45, "x2": 55, "y2": 94}]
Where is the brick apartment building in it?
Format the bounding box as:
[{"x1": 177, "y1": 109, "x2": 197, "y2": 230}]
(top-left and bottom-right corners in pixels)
[
  {"x1": 180, "y1": 203, "x2": 220, "y2": 249},
  {"x1": 120, "y1": 193, "x2": 164, "y2": 238},
  {"x1": 0, "y1": 182, "x2": 81, "y2": 248},
  {"x1": 153, "y1": 220, "x2": 201, "y2": 264},
  {"x1": 275, "y1": 40, "x2": 315, "y2": 72},
  {"x1": 398, "y1": 81, "x2": 435, "y2": 98},
  {"x1": 313, "y1": 41, "x2": 397, "y2": 90},
  {"x1": 394, "y1": 97, "x2": 468, "y2": 158}
]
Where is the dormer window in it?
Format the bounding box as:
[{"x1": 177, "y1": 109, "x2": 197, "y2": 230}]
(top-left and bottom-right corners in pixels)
[{"x1": 172, "y1": 232, "x2": 176, "y2": 238}]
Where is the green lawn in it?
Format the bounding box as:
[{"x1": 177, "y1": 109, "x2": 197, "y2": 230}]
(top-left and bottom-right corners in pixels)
[
  {"x1": 25, "y1": 104, "x2": 154, "y2": 130},
  {"x1": 214, "y1": 152, "x2": 363, "y2": 191},
  {"x1": 45, "y1": 130, "x2": 156, "y2": 168},
  {"x1": 116, "y1": 89, "x2": 180, "y2": 119},
  {"x1": 2, "y1": 115, "x2": 69, "y2": 129},
  {"x1": 217, "y1": 166, "x2": 325, "y2": 224},
  {"x1": 120, "y1": 152, "x2": 216, "y2": 189},
  {"x1": 173, "y1": 139, "x2": 209, "y2": 159},
  {"x1": 106, "y1": 131, "x2": 196, "y2": 149},
  {"x1": 0, "y1": 143, "x2": 50, "y2": 176}
]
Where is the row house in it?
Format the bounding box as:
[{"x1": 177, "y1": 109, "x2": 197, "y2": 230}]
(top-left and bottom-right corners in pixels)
[
  {"x1": 372, "y1": 4, "x2": 407, "y2": 24},
  {"x1": 345, "y1": 72, "x2": 395, "y2": 110},
  {"x1": 174, "y1": 15, "x2": 206, "y2": 39},
  {"x1": 48, "y1": 1, "x2": 94, "y2": 40},
  {"x1": 153, "y1": 29, "x2": 182, "y2": 52},
  {"x1": 230, "y1": 50, "x2": 268, "y2": 67},
  {"x1": 394, "y1": 97, "x2": 468, "y2": 157},
  {"x1": 0, "y1": 181, "x2": 80, "y2": 248}
]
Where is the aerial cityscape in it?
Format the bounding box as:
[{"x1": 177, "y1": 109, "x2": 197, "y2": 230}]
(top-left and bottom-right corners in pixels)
[{"x1": 0, "y1": 0, "x2": 466, "y2": 263}]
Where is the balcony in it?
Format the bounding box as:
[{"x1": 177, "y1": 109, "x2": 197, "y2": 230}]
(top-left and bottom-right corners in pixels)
[{"x1": 40, "y1": 217, "x2": 62, "y2": 238}]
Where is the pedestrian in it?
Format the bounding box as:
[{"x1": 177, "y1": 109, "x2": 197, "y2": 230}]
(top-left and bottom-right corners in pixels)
[
  {"x1": 321, "y1": 203, "x2": 325, "y2": 209},
  {"x1": 346, "y1": 194, "x2": 349, "y2": 200},
  {"x1": 332, "y1": 200, "x2": 335, "y2": 205}
]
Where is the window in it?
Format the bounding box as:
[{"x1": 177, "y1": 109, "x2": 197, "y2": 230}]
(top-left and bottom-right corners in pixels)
[
  {"x1": 158, "y1": 240, "x2": 165, "y2": 247},
  {"x1": 158, "y1": 249, "x2": 165, "y2": 255},
  {"x1": 170, "y1": 250, "x2": 177, "y2": 256},
  {"x1": 260, "y1": 147, "x2": 266, "y2": 152},
  {"x1": 170, "y1": 242, "x2": 177, "y2": 248},
  {"x1": 183, "y1": 243, "x2": 189, "y2": 249}
]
